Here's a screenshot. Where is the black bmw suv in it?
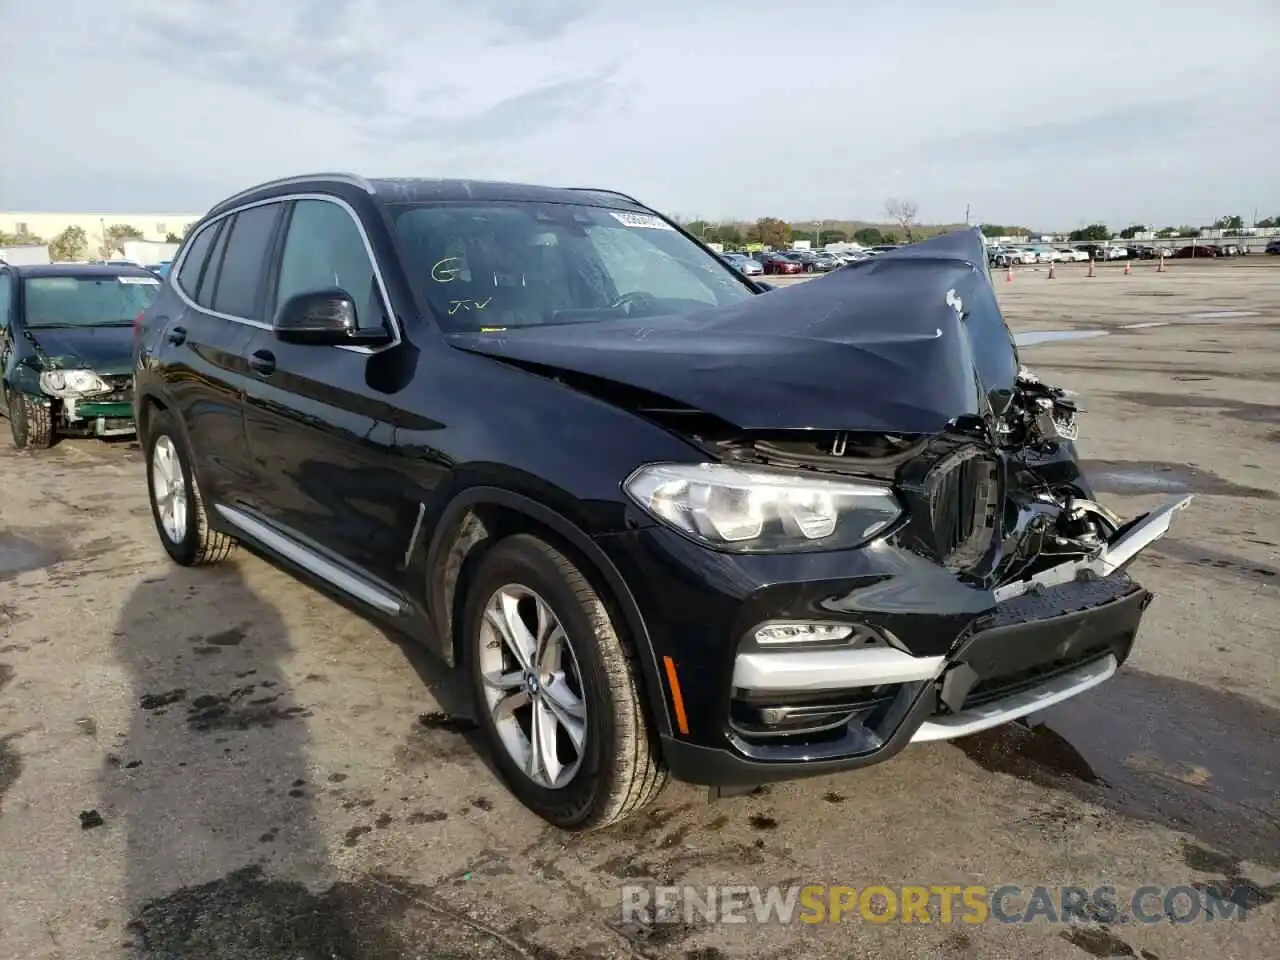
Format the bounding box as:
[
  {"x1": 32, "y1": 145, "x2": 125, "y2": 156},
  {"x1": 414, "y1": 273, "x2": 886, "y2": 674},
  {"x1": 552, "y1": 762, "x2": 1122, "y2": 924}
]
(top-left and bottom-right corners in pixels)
[{"x1": 134, "y1": 173, "x2": 1190, "y2": 829}]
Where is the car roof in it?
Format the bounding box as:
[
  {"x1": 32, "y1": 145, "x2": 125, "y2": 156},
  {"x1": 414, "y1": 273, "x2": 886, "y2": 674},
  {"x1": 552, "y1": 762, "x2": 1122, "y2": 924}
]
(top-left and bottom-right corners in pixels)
[
  {"x1": 204, "y1": 172, "x2": 655, "y2": 220},
  {"x1": 5, "y1": 263, "x2": 158, "y2": 279}
]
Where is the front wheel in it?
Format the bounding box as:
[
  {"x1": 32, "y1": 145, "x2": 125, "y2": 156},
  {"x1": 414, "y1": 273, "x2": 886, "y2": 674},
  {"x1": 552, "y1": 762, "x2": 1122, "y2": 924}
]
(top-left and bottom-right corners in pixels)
[
  {"x1": 8, "y1": 393, "x2": 54, "y2": 449},
  {"x1": 464, "y1": 534, "x2": 667, "y2": 829},
  {"x1": 144, "y1": 409, "x2": 237, "y2": 566}
]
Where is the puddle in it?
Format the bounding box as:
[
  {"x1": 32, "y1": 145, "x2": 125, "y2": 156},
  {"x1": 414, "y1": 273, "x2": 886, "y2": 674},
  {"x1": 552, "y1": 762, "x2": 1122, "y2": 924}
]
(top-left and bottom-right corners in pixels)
[
  {"x1": 1149, "y1": 539, "x2": 1280, "y2": 589},
  {"x1": 124, "y1": 865, "x2": 547, "y2": 958},
  {"x1": 1113, "y1": 391, "x2": 1280, "y2": 425},
  {"x1": 0, "y1": 534, "x2": 64, "y2": 579},
  {"x1": 1081, "y1": 460, "x2": 1278, "y2": 500},
  {"x1": 1187, "y1": 310, "x2": 1260, "y2": 320},
  {"x1": 1014, "y1": 329, "x2": 1110, "y2": 346},
  {"x1": 0, "y1": 733, "x2": 22, "y2": 813},
  {"x1": 955, "y1": 668, "x2": 1280, "y2": 866}
]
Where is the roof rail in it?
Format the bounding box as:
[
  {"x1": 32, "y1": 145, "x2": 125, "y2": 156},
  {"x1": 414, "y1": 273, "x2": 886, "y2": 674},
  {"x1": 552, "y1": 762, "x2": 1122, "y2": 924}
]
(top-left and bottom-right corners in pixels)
[
  {"x1": 564, "y1": 186, "x2": 648, "y2": 208},
  {"x1": 209, "y1": 172, "x2": 377, "y2": 214}
]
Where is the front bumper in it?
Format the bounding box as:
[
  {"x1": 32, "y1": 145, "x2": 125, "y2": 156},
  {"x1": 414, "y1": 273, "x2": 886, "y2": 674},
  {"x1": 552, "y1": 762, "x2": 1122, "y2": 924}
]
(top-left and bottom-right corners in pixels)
[
  {"x1": 600, "y1": 495, "x2": 1190, "y2": 788},
  {"x1": 61, "y1": 382, "x2": 136, "y2": 436}
]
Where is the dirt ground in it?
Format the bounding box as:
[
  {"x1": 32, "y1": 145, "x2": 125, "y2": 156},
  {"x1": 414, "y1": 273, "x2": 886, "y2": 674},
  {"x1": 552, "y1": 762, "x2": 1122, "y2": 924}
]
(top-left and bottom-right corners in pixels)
[{"x1": 2, "y1": 258, "x2": 1278, "y2": 959}]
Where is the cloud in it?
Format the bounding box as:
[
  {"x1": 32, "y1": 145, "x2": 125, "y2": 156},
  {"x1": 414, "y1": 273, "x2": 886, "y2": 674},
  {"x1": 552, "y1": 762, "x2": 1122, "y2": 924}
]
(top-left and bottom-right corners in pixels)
[{"x1": 1, "y1": 0, "x2": 1276, "y2": 226}]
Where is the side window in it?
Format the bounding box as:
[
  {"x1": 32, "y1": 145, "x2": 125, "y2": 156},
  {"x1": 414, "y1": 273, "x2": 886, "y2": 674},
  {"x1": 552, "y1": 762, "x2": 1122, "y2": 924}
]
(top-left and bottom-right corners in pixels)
[
  {"x1": 176, "y1": 222, "x2": 217, "y2": 299},
  {"x1": 275, "y1": 199, "x2": 379, "y2": 328},
  {"x1": 196, "y1": 220, "x2": 231, "y2": 308},
  {"x1": 0, "y1": 272, "x2": 11, "y2": 329},
  {"x1": 211, "y1": 203, "x2": 282, "y2": 319}
]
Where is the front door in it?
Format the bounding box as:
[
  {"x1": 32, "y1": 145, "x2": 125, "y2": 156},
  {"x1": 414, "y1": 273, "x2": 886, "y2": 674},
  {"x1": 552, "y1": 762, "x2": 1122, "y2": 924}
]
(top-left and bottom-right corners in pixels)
[{"x1": 240, "y1": 197, "x2": 429, "y2": 588}]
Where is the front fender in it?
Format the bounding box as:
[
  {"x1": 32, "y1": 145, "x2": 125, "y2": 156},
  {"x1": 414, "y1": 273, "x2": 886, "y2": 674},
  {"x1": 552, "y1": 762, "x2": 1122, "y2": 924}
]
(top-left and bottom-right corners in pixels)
[{"x1": 422, "y1": 485, "x2": 673, "y2": 738}]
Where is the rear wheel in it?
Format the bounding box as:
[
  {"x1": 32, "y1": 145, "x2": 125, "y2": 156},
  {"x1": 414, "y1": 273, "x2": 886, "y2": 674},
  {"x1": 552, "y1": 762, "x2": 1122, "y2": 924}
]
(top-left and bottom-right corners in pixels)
[
  {"x1": 464, "y1": 534, "x2": 667, "y2": 829},
  {"x1": 144, "y1": 409, "x2": 237, "y2": 566},
  {"x1": 8, "y1": 393, "x2": 54, "y2": 449}
]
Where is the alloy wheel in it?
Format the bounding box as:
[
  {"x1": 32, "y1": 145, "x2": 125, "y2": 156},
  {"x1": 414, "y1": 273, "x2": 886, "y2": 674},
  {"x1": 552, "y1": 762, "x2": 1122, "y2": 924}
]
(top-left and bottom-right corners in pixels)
[
  {"x1": 478, "y1": 584, "x2": 587, "y2": 789},
  {"x1": 151, "y1": 435, "x2": 188, "y2": 544}
]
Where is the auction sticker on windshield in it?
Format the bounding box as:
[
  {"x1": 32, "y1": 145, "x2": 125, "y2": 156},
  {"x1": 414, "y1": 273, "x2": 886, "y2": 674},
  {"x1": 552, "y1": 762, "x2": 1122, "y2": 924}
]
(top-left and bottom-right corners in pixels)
[
  {"x1": 118, "y1": 276, "x2": 160, "y2": 284},
  {"x1": 611, "y1": 212, "x2": 675, "y2": 230}
]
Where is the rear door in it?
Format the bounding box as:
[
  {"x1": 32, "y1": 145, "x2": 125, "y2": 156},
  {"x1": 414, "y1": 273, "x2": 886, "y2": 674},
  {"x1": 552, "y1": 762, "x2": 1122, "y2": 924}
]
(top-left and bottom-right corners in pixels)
[
  {"x1": 239, "y1": 196, "x2": 429, "y2": 587},
  {"x1": 161, "y1": 203, "x2": 283, "y2": 503}
]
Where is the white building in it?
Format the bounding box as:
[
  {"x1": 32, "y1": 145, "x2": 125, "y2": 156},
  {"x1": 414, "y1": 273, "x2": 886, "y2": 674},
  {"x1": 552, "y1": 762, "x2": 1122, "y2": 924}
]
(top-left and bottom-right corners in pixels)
[{"x1": 0, "y1": 211, "x2": 203, "y2": 250}]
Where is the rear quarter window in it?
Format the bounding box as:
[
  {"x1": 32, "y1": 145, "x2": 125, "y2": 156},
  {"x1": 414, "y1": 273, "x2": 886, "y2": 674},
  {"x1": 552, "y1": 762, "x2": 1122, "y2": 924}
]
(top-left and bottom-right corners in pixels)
[{"x1": 176, "y1": 223, "x2": 218, "y2": 298}]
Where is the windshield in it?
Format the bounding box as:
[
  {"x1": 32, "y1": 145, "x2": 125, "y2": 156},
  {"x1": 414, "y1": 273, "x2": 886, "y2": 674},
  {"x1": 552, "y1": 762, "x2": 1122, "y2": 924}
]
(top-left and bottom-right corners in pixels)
[
  {"x1": 22, "y1": 276, "x2": 159, "y2": 328},
  {"x1": 390, "y1": 201, "x2": 756, "y2": 330}
]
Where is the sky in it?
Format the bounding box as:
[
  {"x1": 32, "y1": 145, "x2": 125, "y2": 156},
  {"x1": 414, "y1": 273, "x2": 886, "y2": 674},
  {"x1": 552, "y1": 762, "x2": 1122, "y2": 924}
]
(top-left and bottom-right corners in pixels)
[{"x1": 1, "y1": 0, "x2": 1277, "y2": 229}]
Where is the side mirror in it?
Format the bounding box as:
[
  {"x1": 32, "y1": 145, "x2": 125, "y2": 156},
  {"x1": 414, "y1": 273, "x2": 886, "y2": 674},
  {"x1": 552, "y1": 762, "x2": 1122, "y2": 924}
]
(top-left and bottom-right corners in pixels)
[
  {"x1": 273, "y1": 288, "x2": 391, "y2": 346},
  {"x1": 755, "y1": 281, "x2": 776, "y2": 292}
]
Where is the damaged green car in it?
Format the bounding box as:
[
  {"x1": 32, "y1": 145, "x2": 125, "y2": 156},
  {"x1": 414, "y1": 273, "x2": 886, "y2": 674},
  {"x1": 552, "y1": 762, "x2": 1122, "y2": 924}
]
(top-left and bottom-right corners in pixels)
[{"x1": 1, "y1": 263, "x2": 160, "y2": 448}]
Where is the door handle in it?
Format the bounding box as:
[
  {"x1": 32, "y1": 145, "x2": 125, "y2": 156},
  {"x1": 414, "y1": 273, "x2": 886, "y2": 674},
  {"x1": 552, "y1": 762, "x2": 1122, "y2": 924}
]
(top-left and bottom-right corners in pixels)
[
  {"x1": 166, "y1": 325, "x2": 186, "y2": 346},
  {"x1": 248, "y1": 350, "x2": 276, "y2": 376}
]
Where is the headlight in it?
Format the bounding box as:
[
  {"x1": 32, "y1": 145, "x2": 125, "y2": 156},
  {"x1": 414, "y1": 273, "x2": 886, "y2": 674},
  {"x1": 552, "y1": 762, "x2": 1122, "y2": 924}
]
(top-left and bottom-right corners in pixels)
[
  {"x1": 39, "y1": 369, "x2": 112, "y2": 398},
  {"x1": 624, "y1": 463, "x2": 903, "y2": 552}
]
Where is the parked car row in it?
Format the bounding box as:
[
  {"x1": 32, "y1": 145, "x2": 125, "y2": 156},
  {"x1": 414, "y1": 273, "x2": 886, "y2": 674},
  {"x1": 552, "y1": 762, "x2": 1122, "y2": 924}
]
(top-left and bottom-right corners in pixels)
[
  {"x1": 989, "y1": 240, "x2": 1260, "y2": 266},
  {"x1": 721, "y1": 246, "x2": 887, "y2": 276}
]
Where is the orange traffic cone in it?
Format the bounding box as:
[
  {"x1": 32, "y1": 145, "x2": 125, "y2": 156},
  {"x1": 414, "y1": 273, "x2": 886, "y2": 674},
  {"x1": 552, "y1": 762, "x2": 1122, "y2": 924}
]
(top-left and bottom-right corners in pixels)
[
  {"x1": 1047, "y1": 262, "x2": 1056, "y2": 279},
  {"x1": 1005, "y1": 263, "x2": 1014, "y2": 282},
  {"x1": 1157, "y1": 255, "x2": 1167, "y2": 273},
  {"x1": 1124, "y1": 261, "x2": 1132, "y2": 275}
]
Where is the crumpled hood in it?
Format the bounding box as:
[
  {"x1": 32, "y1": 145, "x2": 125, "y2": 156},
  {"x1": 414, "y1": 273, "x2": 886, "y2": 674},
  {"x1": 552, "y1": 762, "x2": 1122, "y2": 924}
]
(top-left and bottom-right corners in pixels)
[
  {"x1": 23, "y1": 325, "x2": 134, "y2": 375},
  {"x1": 447, "y1": 228, "x2": 1022, "y2": 434}
]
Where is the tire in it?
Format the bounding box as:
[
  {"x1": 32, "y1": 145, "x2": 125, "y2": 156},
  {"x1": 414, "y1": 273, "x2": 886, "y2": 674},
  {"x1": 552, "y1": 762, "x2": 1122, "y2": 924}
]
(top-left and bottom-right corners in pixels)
[
  {"x1": 8, "y1": 392, "x2": 54, "y2": 449},
  {"x1": 463, "y1": 534, "x2": 667, "y2": 829},
  {"x1": 144, "y1": 409, "x2": 237, "y2": 566}
]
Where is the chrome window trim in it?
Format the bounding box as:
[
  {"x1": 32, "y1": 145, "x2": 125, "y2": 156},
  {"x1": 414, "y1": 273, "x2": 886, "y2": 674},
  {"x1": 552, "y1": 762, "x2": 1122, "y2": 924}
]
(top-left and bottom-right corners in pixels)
[{"x1": 170, "y1": 191, "x2": 401, "y2": 355}]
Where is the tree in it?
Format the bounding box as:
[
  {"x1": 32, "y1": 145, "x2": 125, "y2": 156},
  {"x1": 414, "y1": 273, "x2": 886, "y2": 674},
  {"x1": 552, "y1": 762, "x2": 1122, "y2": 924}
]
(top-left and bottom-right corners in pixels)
[
  {"x1": 852, "y1": 227, "x2": 886, "y2": 246},
  {"x1": 1068, "y1": 224, "x2": 1111, "y2": 242},
  {"x1": 164, "y1": 231, "x2": 182, "y2": 243},
  {"x1": 1214, "y1": 215, "x2": 1243, "y2": 232},
  {"x1": 708, "y1": 223, "x2": 743, "y2": 246},
  {"x1": 818, "y1": 228, "x2": 848, "y2": 245},
  {"x1": 684, "y1": 219, "x2": 712, "y2": 239},
  {"x1": 0, "y1": 227, "x2": 46, "y2": 247},
  {"x1": 747, "y1": 217, "x2": 792, "y2": 248},
  {"x1": 48, "y1": 225, "x2": 89, "y2": 262},
  {"x1": 99, "y1": 223, "x2": 145, "y2": 258},
  {"x1": 1179, "y1": 225, "x2": 1202, "y2": 238},
  {"x1": 978, "y1": 223, "x2": 1030, "y2": 238},
  {"x1": 1118, "y1": 224, "x2": 1147, "y2": 239},
  {"x1": 1155, "y1": 226, "x2": 1179, "y2": 238},
  {"x1": 885, "y1": 198, "x2": 919, "y2": 241},
  {"x1": 1257, "y1": 216, "x2": 1277, "y2": 228}
]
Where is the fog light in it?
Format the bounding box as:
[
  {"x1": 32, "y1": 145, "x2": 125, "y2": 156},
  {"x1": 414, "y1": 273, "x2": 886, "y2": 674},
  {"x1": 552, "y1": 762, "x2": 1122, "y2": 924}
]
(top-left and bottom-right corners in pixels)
[{"x1": 753, "y1": 622, "x2": 856, "y2": 647}]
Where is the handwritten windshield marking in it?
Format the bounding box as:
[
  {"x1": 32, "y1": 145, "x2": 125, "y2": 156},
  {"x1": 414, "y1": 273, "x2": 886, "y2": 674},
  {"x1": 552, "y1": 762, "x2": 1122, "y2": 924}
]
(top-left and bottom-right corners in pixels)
[
  {"x1": 431, "y1": 257, "x2": 463, "y2": 283},
  {"x1": 447, "y1": 298, "x2": 494, "y2": 315}
]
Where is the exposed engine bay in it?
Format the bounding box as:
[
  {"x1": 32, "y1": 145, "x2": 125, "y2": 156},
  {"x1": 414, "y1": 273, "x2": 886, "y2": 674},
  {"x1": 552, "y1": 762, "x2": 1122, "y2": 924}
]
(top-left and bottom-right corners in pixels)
[{"x1": 685, "y1": 366, "x2": 1144, "y2": 597}]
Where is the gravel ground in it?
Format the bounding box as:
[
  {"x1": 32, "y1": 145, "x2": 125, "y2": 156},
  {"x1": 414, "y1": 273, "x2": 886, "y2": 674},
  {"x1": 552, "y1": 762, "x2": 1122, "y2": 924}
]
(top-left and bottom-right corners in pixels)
[{"x1": 1, "y1": 258, "x2": 1277, "y2": 959}]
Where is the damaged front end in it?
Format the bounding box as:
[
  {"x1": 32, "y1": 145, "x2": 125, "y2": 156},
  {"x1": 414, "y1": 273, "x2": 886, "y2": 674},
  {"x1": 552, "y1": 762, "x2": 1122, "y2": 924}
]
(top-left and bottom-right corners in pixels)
[
  {"x1": 19, "y1": 332, "x2": 136, "y2": 439},
  {"x1": 449, "y1": 227, "x2": 1191, "y2": 778},
  {"x1": 670, "y1": 367, "x2": 1191, "y2": 756}
]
